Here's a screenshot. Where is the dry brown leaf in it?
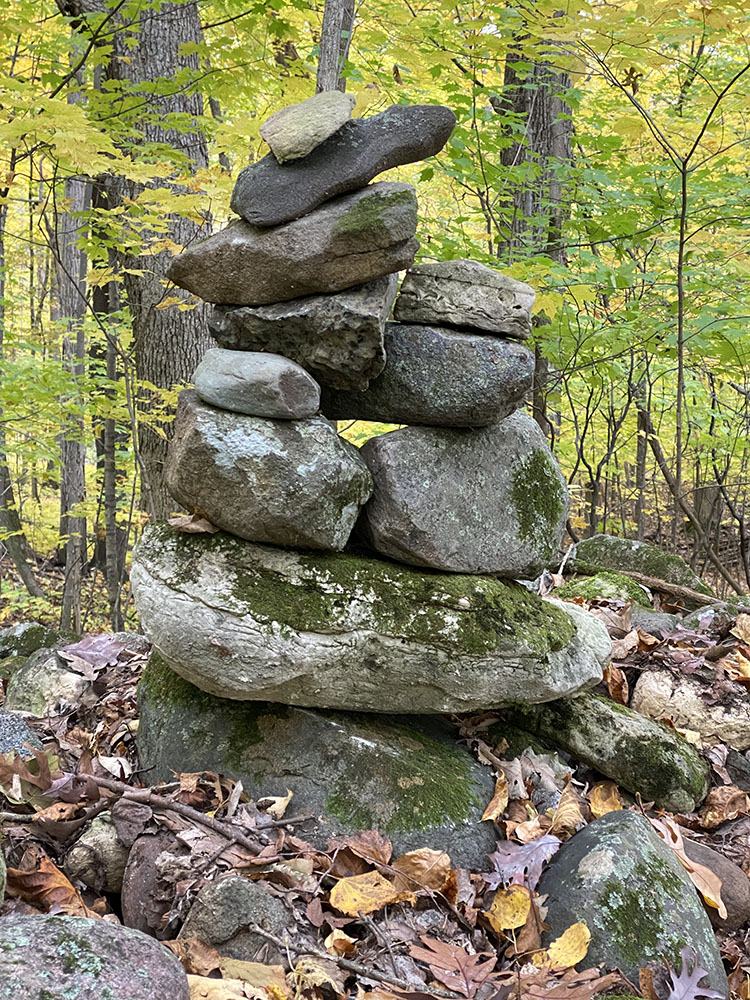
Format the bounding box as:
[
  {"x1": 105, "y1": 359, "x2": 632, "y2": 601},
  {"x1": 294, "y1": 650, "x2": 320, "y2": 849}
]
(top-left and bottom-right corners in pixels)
[
  {"x1": 639, "y1": 967, "x2": 659, "y2": 999},
  {"x1": 408, "y1": 936, "x2": 497, "y2": 998},
  {"x1": 328, "y1": 829, "x2": 393, "y2": 866},
  {"x1": 164, "y1": 937, "x2": 222, "y2": 976},
  {"x1": 168, "y1": 514, "x2": 220, "y2": 534},
  {"x1": 5, "y1": 852, "x2": 100, "y2": 917},
  {"x1": 324, "y1": 929, "x2": 357, "y2": 956},
  {"x1": 588, "y1": 781, "x2": 623, "y2": 819},
  {"x1": 610, "y1": 629, "x2": 639, "y2": 660},
  {"x1": 188, "y1": 975, "x2": 257, "y2": 1000},
  {"x1": 549, "y1": 782, "x2": 588, "y2": 839},
  {"x1": 732, "y1": 613, "x2": 750, "y2": 644},
  {"x1": 603, "y1": 664, "x2": 629, "y2": 704},
  {"x1": 219, "y1": 959, "x2": 289, "y2": 994},
  {"x1": 486, "y1": 884, "x2": 532, "y2": 933},
  {"x1": 258, "y1": 788, "x2": 293, "y2": 820},
  {"x1": 288, "y1": 957, "x2": 345, "y2": 995},
  {"x1": 329, "y1": 870, "x2": 415, "y2": 916},
  {"x1": 546, "y1": 921, "x2": 591, "y2": 970},
  {"x1": 481, "y1": 775, "x2": 509, "y2": 822},
  {"x1": 699, "y1": 785, "x2": 750, "y2": 828},
  {"x1": 390, "y1": 848, "x2": 452, "y2": 893},
  {"x1": 649, "y1": 817, "x2": 728, "y2": 919}
]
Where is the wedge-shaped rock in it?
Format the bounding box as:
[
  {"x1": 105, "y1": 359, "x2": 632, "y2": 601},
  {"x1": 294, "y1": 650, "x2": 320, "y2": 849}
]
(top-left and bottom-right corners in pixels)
[
  {"x1": 130, "y1": 524, "x2": 610, "y2": 712},
  {"x1": 359, "y1": 410, "x2": 568, "y2": 576},
  {"x1": 138, "y1": 655, "x2": 497, "y2": 867},
  {"x1": 193, "y1": 349, "x2": 320, "y2": 418},
  {"x1": 165, "y1": 391, "x2": 371, "y2": 550},
  {"x1": 260, "y1": 91, "x2": 356, "y2": 163},
  {"x1": 232, "y1": 104, "x2": 455, "y2": 226},
  {"x1": 209, "y1": 275, "x2": 397, "y2": 391},
  {"x1": 321, "y1": 323, "x2": 533, "y2": 427},
  {"x1": 167, "y1": 183, "x2": 418, "y2": 305},
  {"x1": 394, "y1": 259, "x2": 535, "y2": 339}
]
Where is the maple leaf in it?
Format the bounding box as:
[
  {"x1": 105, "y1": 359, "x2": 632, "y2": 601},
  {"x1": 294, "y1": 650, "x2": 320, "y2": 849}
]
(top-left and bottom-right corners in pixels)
[
  {"x1": 408, "y1": 936, "x2": 497, "y2": 998},
  {"x1": 484, "y1": 834, "x2": 561, "y2": 890},
  {"x1": 665, "y1": 947, "x2": 725, "y2": 1000}
]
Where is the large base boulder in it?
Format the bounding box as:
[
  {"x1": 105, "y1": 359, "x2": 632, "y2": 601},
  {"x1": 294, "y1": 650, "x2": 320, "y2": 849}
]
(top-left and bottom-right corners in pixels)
[
  {"x1": 165, "y1": 391, "x2": 371, "y2": 551},
  {"x1": 137, "y1": 655, "x2": 497, "y2": 868},
  {"x1": 130, "y1": 525, "x2": 610, "y2": 712},
  {"x1": 538, "y1": 812, "x2": 727, "y2": 995},
  {"x1": 167, "y1": 182, "x2": 418, "y2": 305},
  {"x1": 359, "y1": 411, "x2": 569, "y2": 576},
  {"x1": 320, "y1": 323, "x2": 534, "y2": 427}
]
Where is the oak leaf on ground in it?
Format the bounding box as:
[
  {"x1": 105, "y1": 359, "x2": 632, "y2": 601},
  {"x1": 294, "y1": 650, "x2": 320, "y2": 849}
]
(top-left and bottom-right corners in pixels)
[{"x1": 408, "y1": 935, "x2": 497, "y2": 998}]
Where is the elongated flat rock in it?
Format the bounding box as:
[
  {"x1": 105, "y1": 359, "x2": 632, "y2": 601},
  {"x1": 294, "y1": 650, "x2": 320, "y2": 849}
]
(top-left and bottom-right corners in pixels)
[
  {"x1": 394, "y1": 259, "x2": 535, "y2": 339},
  {"x1": 321, "y1": 323, "x2": 534, "y2": 426},
  {"x1": 167, "y1": 183, "x2": 418, "y2": 305},
  {"x1": 209, "y1": 275, "x2": 397, "y2": 391},
  {"x1": 260, "y1": 91, "x2": 356, "y2": 163},
  {"x1": 130, "y1": 524, "x2": 611, "y2": 712},
  {"x1": 193, "y1": 348, "x2": 320, "y2": 418},
  {"x1": 165, "y1": 391, "x2": 371, "y2": 550},
  {"x1": 231, "y1": 104, "x2": 455, "y2": 226},
  {"x1": 359, "y1": 410, "x2": 569, "y2": 576}
]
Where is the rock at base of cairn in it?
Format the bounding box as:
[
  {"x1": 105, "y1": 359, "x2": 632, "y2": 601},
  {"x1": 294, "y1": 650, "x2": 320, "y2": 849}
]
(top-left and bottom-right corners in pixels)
[
  {"x1": 394, "y1": 259, "x2": 536, "y2": 340},
  {"x1": 165, "y1": 391, "x2": 371, "y2": 550},
  {"x1": 193, "y1": 349, "x2": 321, "y2": 418},
  {"x1": 167, "y1": 182, "x2": 419, "y2": 306},
  {"x1": 130, "y1": 524, "x2": 610, "y2": 712},
  {"x1": 137, "y1": 654, "x2": 497, "y2": 869},
  {"x1": 359, "y1": 410, "x2": 569, "y2": 576},
  {"x1": 208, "y1": 275, "x2": 397, "y2": 391},
  {"x1": 320, "y1": 323, "x2": 534, "y2": 427}
]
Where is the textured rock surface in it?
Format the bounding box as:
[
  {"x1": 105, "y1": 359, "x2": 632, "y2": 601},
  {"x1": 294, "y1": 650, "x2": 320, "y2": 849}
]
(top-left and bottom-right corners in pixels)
[
  {"x1": 260, "y1": 91, "x2": 356, "y2": 163},
  {"x1": 630, "y1": 608, "x2": 682, "y2": 636},
  {"x1": 165, "y1": 391, "x2": 371, "y2": 550},
  {"x1": 394, "y1": 259, "x2": 535, "y2": 339},
  {"x1": 193, "y1": 348, "x2": 321, "y2": 418},
  {"x1": 138, "y1": 655, "x2": 498, "y2": 867},
  {"x1": 64, "y1": 814, "x2": 129, "y2": 894},
  {"x1": 556, "y1": 571, "x2": 651, "y2": 608},
  {"x1": 179, "y1": 876, "x2": 291, "y2": 962},
  {"x1": 321, "y1": 323, "x2": 534, "y2": 427},
  {"x1": 682, "y1": 837, "x2": 750, "y2": 931},
  {"x1": 121, "y1": 829, "x2": 186, "y2": 937},
  {"x1": 0, "y1": 621, "x2": 68, "y2": 657},
  {"x1": 130, "y1": 525, "x2": 610, "y2": 712},
  {"x1": 0, "y1": 708, "x2": 43, "y2": 758},
  {"x1": 232, "y1": 104, "x2": 455, "y2": 226},
  {"x1": 571, "y1": 533, "x2": 713, "y2": 595},
  {"x1": 0, "y1": 841, "x2": 4, "y2": 906},
  {"x1": 506, "y1": 688, "x2": 710, "y2": 811},
  {"x1": 632, "y1": 668, "x2": 750, "y2": 750},
  {"x1": 168, "y1": 182, "x2": 418, "y2": 305},
  {"x1": 359, "y1": 411, "x2": 568, "y2": 576},
  {"x1": 4, "y1": 648, "x2": 96, "y2": 716},
  {"x1": 209, "y1": 275, "x2": 396, "y2": 391},
  {"x1": 538, "y1": 812, "x2": 727, "y2": 994},
  {"x1": 0, "y1": 914, "x2": 189, "y2": 1000}
]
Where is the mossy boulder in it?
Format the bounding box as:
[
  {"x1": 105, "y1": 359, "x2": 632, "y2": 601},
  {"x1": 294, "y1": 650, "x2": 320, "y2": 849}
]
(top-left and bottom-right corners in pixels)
[
  {"x1": 504, "y1": 691, "x2": 710, "y2": 812},
  {"x1": 137, "y1": 655, "x2": 497, "y2": 868},
  {"x1": 130, "y1": 524, "x2": 610, "y2": 712},
  {"x1": 570, "y1": 534, "x2": 713, "y2": 595},
  {"x1": 538, "y1": 811, "x2": 727, "y2": 995},
  {"x1": 556, "y1": 572, "x2": 651, "y2": 608}
]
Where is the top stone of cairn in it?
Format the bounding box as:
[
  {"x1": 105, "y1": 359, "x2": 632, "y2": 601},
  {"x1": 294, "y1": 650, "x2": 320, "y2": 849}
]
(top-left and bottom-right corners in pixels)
[
  {"x1": 260, "y1": 91, "x2": 357, "y2": 163},
  {"x1": 231, "y1": 103, "x2": 456, "y2": 227},
  {"x1": 394, "y1": 258, "x2": 536, "y2": 339}
]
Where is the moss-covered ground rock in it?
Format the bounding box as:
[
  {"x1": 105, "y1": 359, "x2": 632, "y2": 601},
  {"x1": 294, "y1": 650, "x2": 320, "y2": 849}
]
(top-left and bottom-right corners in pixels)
[
  {"x1": 571, "y1": 534, "x2": 713, "y2": 595},
  {"x1": 556, "y1": 571, "x2": 651, "y2": 608},
  {"x1": 505, "y1": 690, "x2": 710, "y2": 811},
  {"x1": 130, "y1": 524, "x2": 610, "y2": 711},
  {"x1": 137, "y1": 655, "x2": 498, "y2": 867},
  {"x1": 0, "y1": 913, "x2": 189, "y2": 1000},
  {"x1": 538, "y1": 812, "x2": 727, "y2": 995}
]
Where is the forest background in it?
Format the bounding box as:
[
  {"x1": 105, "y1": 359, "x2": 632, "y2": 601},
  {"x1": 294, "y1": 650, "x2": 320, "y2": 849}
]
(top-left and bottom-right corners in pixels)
[{"x1": 1, "y1": 0, "x2": 749, "y2": 633}]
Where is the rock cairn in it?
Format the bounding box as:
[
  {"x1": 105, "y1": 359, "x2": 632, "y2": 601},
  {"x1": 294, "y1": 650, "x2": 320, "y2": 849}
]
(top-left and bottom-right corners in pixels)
[{"x1": 129, "y1": 93, "x2": 611, "y2": 863}]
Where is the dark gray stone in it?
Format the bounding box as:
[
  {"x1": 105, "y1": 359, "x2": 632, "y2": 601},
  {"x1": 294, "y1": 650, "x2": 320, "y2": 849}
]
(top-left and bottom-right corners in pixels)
[
  {"x1": 179, "y1": 875, "x2": 290, "y2": 962},
  {"x1": 209, "y1": 275, "x2": 397, "y2": 391},
  {"x1": 682, "y1": 837, "x2": 750, "y2": 932},
  {"x1": 394, "y1": 259, "x2": 535, "y2": 339},
  {"x1": 231, "y1": 104, "x2": 455, "y2": 226},
  {"x1": 630, "y1": 608, "x2": 682, "y2": 635},
  {"x1": 165, "y1": 391, "x2": 371, "y2": 551},
  {"x1": 0, "y1": 709, "x2": 42, "y2": 759},
  {"x1": 167, "y1": 182, "x2": 418, "y2": 305},
  {"x1": 193, "y1": 349, "x2": 321, "y2": 418},
  {"x1": 0, "y1": 914, "x2": 189, "y2": 1000},
  {"x1": 726, "y1": 749, "x2": 750, "y2": 792},
  {"x1": 130, "y1": 525, "x2": 610, "y2": 712},
  {"x1": 359, "y1": 410, "x2": 569, "y2": 576},
  {"x1": 260, "y1": 91, "x2": 356, "y2": 163},
  {"x1": 537, "y1": 811, "x2": 728, "y2": 994},
  {"x1": 137, "y1": 655, "x2": 498, "y2": 868},
  {"x1": 320, "y1": 323, "x2": 534, "y2": 427},
  {"x1": 571, "y1": 534, "x2": 713, "y2": 596},
  {"x1": 121, "y1": 830, "x2": 186, "y2": 937}
]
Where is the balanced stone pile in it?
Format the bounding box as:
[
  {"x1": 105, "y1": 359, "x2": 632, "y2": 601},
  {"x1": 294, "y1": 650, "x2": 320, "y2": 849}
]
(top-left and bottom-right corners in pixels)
[{"x1": 129, "y1": 92, "x2": 611, "y2": 863}]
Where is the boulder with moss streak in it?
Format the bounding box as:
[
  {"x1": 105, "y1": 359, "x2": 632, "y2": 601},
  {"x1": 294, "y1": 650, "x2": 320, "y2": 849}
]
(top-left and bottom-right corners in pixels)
[
  {"x1": 570, "y1": 534, "x2": 713, "y2": 596},
  {"x1": 137, "y1": 655, "x2": 497, "y2": 867},
  {"x1": 555, "y1": 571, "x2": 652, "y2": 608},
  {"x1": 130, "y1": 524, "x2": 610, "y2": 712},
  {"x1": 504, "y1": 688, "x2": 710, "y2": 811}
]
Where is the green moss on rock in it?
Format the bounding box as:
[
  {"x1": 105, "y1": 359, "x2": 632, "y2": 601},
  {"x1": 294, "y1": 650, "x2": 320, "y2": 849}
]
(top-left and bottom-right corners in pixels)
[
  {"x1": 511, "y1": 448, "x2": 566, "y2": 554},
  {"x1": 556, "y1": 571, "x2": 651, "y2": 608},
  {"x1": 332, "y1": 188, "x2": 416, "y2": 238},
  {"x1": 572, "y1": 534, "x2": 713, "y2": 596}
]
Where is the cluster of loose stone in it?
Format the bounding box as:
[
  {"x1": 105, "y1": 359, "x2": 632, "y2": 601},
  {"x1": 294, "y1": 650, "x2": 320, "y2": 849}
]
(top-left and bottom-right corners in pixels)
[{"x1": 165, "y1": 93, "x2": 568, "y2": 578}]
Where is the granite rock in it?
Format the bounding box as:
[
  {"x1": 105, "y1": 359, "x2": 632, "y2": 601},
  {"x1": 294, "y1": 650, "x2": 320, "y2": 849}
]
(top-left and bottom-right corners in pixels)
[
  {"x1": 232, "y1": 104, "x2": 455, "y2": 226},
  {"x1": 0, "y1": 708, "x2": 43, "y2": 758},
  {"x1": 260, "y1": 91, "x2": 356, "y2": 163},
  {"x1": 193, "y1": 348, "x2": 321, "y2": 418}
]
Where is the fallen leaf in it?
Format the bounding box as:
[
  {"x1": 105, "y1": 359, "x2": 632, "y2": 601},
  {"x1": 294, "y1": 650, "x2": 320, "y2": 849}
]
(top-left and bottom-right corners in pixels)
[
  {"x1": 288, "y1": 957, "x2": 345, "y2": 995},
  {"x1": 549, "y1": 782, "x2": 588, "y2": 838},
  {"x1": 603, "y1": 664, "x2": 629, "y2": 704},
  {"x1": 546, "y1": 922, "x2": 591, "y2": 970},
  {"x1": 665, "y1": 946, "x2": 725, "y2": 1000},
  {"x1": 588, "y1": 781, "x2": 623, "y2": 819},
  {"x1": 168, "y1": 514, "x2": 220, "y2": 533},
  {"x1": 219, "y1": 960, "x2": 290, "y2": 996},
  {"x1": 6, "y1": 852, "x2": 100, "y2": 917},
  {"x1": 481, "y1": 775, "x2": 509, "y2": 822},
  {"x1": 485, "y1": 835, "x2": 561, "y2": 891},
  {"x1": 164, "y1": 938, "x2": 222, "y2": 976},
  {"x1": 258, "y1": 788, "x2": 293, "y2": 820},
  {"x1": 699, "y1": 785, "x2": 750, "y2": 828},
  {"x1": 188, "y1": 976, "x2": 256, "y2": 999},
  {"x1": 486, "y1": 884, "x2": 532, "y2": 933},
  {"x1": 732, "y1": 613, "x2": 750, "y2": 644},
  {"x1": 408, "y1": 936, "x2": 497, "y2": 998},
  {"x1": 391, "y1": 848, "x2": 452, "y2": 893},
  {"x1": 329, "y1": 870, "x2": 415, "y2": 916},
  {"x1": 650, "y1": 817, "x2": 727, "y2": 920},
  {"x1": 324, "y1": 929, "x2": 357, "y2": 956},
  {"x1": 611, "y1": 629, "x2": 639, "y2": 660}
]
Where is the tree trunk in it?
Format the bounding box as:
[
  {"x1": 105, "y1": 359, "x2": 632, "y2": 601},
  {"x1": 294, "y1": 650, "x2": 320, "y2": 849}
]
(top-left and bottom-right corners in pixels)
[{"x1": 316, "y1": 0, "x2": 356, "y2": 92}]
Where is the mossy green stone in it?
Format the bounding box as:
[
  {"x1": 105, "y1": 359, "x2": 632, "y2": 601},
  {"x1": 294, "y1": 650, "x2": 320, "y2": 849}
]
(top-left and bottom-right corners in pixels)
[
  {"x1": 556, "y1": 571, "x2": 651, "y2": 608},
  {"x1": 332, "y1": 188, "x2": 416, "y2": 238},
  {"x1": 511, "y1": 448, "x2": 566, "y2": 552},
  {"x1": 572, "y1": 534, "x2": 713, "y2": 596}
]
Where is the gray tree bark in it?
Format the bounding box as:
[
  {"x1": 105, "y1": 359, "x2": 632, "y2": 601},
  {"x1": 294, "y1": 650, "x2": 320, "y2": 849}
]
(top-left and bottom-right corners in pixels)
[{"x1": 316, "y1": 0, "x2": 356, "y2": 92}]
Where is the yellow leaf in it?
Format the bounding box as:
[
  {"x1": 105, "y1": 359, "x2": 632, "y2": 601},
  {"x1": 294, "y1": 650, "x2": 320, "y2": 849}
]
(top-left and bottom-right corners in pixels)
[
  {"x1": 589, "y1": 781, "x2": 623, "y2": 819},
  {"x1": 259, "y1": 788, "x2": 292, "y2": 820},
  {"x1": 612, "y1": 115, "x2": 645, "y2": 138},
  {"x1": 218, "y1": 960, "x2": 289, "y2": 994},
  {"x1": 546, "y1": 921, "x2": 591, "y2": 969},
  {"x1": 482, "y1": 776, "x2": 509, "y2": 822},
  {"x1": 329, "y1": 870, "x2": 415, "y2": 916},
  {"x1": 391, "y1": 848, "x2": 452, "y2": 893},
  {"x1": 188, "y1": 974, "x2": 255, "y2": 999},
  {"x1": 486, "y1": 885, "x2": 532, "y2": 933},
  {"x1": 324, "y1": 929, "x2": 357, "y2": 956},
  {"x1": 156, "y1": 296, "x2": 183, "y2": 310}
]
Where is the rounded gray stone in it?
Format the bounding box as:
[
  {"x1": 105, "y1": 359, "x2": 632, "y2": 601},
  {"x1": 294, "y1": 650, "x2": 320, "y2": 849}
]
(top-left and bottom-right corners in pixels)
[
  {"x1": 193, "y1": 349, "x2": 321, "y2": 418},
  {"x1": 260, "y1": 91, "x2": 356, "y2": 163},
  {"x1": 320, "y1": 323, "x2": 534, "y2": 427}
]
